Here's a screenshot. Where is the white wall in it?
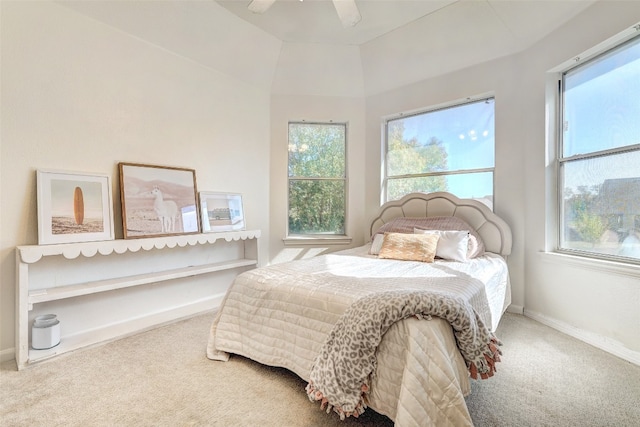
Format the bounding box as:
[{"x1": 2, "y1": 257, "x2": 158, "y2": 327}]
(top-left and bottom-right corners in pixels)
[
  {"x1": 0, "y1": 1, "x2": 272, "y2": 360},
  {"x1": 365, "y1": 1, "x2": 640, "y2": 363}
]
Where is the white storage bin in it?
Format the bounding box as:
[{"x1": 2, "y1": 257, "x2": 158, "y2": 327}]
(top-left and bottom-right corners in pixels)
[{"x1": 32, "y1": 314, "x2": 61, "y2": 350}]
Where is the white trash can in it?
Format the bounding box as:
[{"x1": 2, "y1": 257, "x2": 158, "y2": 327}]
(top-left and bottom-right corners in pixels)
[{"x1": 32, "y1": 314, "x2": 61, "y2": 350}]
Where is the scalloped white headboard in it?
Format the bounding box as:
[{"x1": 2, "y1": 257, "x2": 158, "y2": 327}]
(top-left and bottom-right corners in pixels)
[{"x1": 369, "y1": 192, "x2": 512, "y2": 256}]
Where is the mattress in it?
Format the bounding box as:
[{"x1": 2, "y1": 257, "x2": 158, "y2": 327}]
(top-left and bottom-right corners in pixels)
[{"x1": 337, "y1": 243, "x2": 511, "y2": 332}]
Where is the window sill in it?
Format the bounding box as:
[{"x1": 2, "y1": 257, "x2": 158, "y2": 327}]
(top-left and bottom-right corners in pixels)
[
  {"x1": 538, "y1": 251, "x2": 640, "y2": 279},
  {"x1": 283, "y1": 236, "x2": 352, "y2": 246}
]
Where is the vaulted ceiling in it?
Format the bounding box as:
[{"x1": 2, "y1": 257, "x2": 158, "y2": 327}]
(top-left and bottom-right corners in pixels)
[
  {"x1": 58, "y1": 0, "x2": 597, "y2": 96},
  {"x1": 216, "y1": 0, "x2": 592, "y2": 47}
]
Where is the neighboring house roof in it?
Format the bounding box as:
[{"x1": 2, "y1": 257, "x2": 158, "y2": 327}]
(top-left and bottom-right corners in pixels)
[{"x1": 593, "y1": 177, "x2": 640, "y2": 216}]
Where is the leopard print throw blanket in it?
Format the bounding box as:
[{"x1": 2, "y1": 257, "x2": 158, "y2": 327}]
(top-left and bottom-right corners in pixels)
[{"x1": 305, "y1": 289, "x2": 502, "y2": 420}]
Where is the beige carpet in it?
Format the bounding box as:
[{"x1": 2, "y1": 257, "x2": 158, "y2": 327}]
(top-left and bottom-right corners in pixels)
[{"x1": 1, "y1": 312, "x2": 639, "y2": 426}]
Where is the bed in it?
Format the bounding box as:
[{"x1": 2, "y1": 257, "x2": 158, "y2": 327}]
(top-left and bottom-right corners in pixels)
[{"x1": 207, "y1": 192, "x2": 512, "y2": 426}]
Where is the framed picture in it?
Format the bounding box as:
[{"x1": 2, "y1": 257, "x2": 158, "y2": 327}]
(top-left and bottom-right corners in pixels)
[
  {"x1": 36, "y1": 169, "x2": 115, "y2": 245},
  {"x1": 199, "y1": 192, "x2": 245, "y2": 233},
  {"x1": 119, "y1": 162, "x2": 200, "y2": 239}
]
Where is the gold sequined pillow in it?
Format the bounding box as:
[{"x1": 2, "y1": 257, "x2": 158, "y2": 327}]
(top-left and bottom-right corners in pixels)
[{"x1": 378, "y1": 232, "x2": 440, "y2": 263}]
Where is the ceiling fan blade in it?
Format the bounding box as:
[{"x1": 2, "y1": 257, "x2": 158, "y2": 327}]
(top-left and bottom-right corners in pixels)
[
  {"x1": 333, "y1": 0, "x2": 361, "y2": 27},
  {"x1": 248, "y1": 0, "x2": 277, "y2": 14}
]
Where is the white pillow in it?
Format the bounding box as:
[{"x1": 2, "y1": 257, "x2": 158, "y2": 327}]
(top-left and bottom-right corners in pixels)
[
  {"x1": 414, "y1": 228, "x2": 470, "y2": 262},
  {"x1": 369, "y1": 233, "x2": 385, "y2": 255}
]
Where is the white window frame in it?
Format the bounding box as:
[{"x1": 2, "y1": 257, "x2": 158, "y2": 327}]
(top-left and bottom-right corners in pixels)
[
  {"x1": 545, "y1": 22, "x2": 640, "y2": 272},
  {"x1": 284, "y1": 121, "x2": 350, "y2": 245},
  {"x1": 382, "y1": 96, "x2": 496, "y2": 208}
]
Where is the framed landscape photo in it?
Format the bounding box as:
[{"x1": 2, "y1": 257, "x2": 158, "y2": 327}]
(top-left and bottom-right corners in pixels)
[
  {"x1": 119, "y1": 163, "x2": 200, "y2": 239},
  {"x1": 199, "y1": 192, "x2": 245, "y2": 233},
  {"x1": 36, "y1": 169, "x2": 115, "y2": 245}
]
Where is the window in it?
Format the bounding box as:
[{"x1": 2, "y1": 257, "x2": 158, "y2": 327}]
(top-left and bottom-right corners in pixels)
[
  {"x1": 384, "y1": 98, "x2": 495, "y2": 209},
  {"x1": 288, "y1": 122, "x2": 347, "y2": 236},
  {"x1": 559, "y1": 34, "x2": 640, "y2": 263}
]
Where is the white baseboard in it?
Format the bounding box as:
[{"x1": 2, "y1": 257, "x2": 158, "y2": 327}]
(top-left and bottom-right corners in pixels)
[
  {"x1": 8, "y1": 293, "x2": 225, "y2": 367},
  {"x1": 506, "y1": 304, "x2": 524, "y2": 315},
  {"x1": 524, "y1": 309, "x2": 640, "y2": 367},
  {"x1": 1, "y1": 347, "x2": 16, "y2": 364}
]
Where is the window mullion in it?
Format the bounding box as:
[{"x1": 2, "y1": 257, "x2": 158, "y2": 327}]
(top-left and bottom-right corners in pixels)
[
  {"x1": 560, "y1": 144, "x2": 640, "y2": 164},
  {"x1": 388, "y1": 167, "x2": 494, "y2": 180},
  {"x1": 288, "y1": 177, "x2": 346, "y2": 181}
]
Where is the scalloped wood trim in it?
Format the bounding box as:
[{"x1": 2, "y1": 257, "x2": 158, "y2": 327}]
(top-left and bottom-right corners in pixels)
[{"x1": 17, "y1": 230, "x2": 262, "y2": 264}]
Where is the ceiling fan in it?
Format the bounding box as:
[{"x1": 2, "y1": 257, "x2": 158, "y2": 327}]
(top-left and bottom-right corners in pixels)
[{"x1": 247, "y1": 0, "x2": 362, "y2": 28}]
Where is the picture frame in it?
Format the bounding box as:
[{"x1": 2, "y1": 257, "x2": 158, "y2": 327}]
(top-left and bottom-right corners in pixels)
[
  {"x1": 119, "y1": 162, "x2": 200, "y2": 239},
  {"x1": 36, "y1": 169, "x2": 115, "y2": 245},
  {"x1": 199, "y1": 192, "x2": 245, "y2": 233}
]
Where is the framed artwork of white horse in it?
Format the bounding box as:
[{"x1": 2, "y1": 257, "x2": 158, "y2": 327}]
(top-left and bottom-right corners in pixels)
[{"x1": 119, "y1": 162, "x2": 200, "y2": 239}]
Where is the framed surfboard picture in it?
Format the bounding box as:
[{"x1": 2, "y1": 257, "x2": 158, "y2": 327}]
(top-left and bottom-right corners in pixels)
[{"x1": 36, "y1": 169, "x2": 115, "y2": 245}]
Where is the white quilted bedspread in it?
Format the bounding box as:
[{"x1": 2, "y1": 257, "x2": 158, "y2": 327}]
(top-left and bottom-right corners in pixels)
[{"x1": 207, "y1": 245, "x2": 510, "y2": 427}]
